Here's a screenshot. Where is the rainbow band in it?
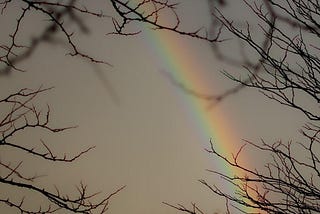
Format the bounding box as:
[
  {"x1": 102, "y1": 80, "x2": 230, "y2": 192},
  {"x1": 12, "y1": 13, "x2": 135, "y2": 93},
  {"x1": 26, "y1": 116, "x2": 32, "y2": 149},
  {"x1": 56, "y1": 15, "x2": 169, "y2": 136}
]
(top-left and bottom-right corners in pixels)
[
  {"x1": 127, "y1": 0, "x2": 254, "y2": 211},
  {"x1": 144, "y1": 26, "x2": 255, "y2": 213}
]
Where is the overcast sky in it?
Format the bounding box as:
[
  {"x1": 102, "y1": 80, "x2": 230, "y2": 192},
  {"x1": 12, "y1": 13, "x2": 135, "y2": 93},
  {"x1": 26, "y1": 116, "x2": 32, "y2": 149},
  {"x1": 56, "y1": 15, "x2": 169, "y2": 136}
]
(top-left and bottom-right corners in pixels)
[{"x1": 0, "y1": 1, "x2": 309, "y2": 213}]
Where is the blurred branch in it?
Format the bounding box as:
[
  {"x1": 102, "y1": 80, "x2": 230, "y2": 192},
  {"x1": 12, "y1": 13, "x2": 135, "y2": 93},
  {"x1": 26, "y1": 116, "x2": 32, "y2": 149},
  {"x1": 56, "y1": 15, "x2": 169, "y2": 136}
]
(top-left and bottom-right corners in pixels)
[{"x1": 0, "y1": 0, "x2": 112, "y2": 74}]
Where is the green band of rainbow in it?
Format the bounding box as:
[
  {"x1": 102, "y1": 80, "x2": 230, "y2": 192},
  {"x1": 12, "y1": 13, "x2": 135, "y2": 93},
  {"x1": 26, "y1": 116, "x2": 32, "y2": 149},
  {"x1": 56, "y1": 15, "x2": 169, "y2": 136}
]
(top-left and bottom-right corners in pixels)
[
  {"x1": 129, "y1": 0, "x2": 254, "y2": 210},
  {"x1": 144, "y1": 28, "x2": 241, "y2": 168},
  {"x1": 144, "y1": 26, "x2": 255, "y2": 213}
]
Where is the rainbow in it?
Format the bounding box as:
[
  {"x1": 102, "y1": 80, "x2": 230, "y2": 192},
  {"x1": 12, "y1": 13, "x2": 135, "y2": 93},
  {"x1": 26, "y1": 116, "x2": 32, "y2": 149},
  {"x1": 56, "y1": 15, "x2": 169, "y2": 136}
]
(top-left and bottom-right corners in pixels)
[
  {"x1": 146, "y1": 30, "x2": 239, "y2": 166},
  {"x1": 144, "y1": 29, "x2": 250, "y2": 212},
  {"x1": 128, "y1": 4, "x2": 241, "y2": 159},
  {"x1": 144, "y1": 29, "x2": 241, "y2": 171},
  {"x1": 128, "y1": 0, "x2": 254, "y2": 211},
  {"x1": 143, "y1": 27, "x2": 254, "y2": 212}
]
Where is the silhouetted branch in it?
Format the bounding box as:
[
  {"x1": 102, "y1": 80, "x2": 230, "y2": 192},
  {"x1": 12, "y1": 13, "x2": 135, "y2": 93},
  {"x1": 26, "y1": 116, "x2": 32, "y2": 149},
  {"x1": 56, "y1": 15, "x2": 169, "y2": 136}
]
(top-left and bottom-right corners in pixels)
[
  {"x1": 0, "y1": 87, "x2": 124, "y2": 213},
  {"x1": 0, "y1": 0, "x2": 112, "y2": 74},
  {"x1": 211, "y1": 0, "x2": 320, "y2": 120},
  {"x1": 163, "y1": 202, "x2": 206, "y2": 214},
  {"x1": 109, "y1": 0, "x2": 224, "y2": 42},
  {"x1": 167, "y1": 1, "x2": 320, "y2": 213}
]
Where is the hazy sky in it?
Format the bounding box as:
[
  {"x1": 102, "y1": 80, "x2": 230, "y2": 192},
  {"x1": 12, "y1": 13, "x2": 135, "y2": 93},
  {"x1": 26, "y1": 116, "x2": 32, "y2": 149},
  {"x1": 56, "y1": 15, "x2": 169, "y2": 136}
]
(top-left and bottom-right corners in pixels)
[{"x1": 0, "y1": 1, "x2": 308, "y2": 213}]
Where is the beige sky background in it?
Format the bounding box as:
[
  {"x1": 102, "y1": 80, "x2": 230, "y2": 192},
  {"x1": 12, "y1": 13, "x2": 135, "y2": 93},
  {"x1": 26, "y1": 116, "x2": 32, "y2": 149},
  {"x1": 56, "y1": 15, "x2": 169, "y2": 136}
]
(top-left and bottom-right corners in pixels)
[{"x1": 0, "y1": 1, "x2": 309, "y2": 213}]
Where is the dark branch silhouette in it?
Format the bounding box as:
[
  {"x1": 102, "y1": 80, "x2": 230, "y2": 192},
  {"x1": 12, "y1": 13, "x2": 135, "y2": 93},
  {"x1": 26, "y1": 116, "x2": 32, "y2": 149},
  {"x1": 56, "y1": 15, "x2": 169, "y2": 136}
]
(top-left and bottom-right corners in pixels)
[
  {"x1": 1, "y1": 1, "x2": 211, "y2": 212},
  {"x1": 109, "y1": 0, "x2": 223, "y2": 41},
  {"x1": 4, "y1": 1, "x2": 320, "y2": 213},
  {"x1": 0, "y1": 87, "x2": 125, "y2": 213},
  {"x1": 163, "y1": 0, "x2": 320, "y2": 213},
  {"x1": 0, "y1": 0, "x2": 112, "y2": 74}
]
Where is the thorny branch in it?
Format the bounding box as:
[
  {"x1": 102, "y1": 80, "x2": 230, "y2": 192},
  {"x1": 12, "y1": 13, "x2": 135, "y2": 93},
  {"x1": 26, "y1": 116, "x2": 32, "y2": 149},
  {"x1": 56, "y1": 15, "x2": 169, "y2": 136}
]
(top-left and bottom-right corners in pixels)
[
  {"x1": 210, "y1": 0, "x2": 320, "y2": 120},
  {"x1": 203, "y1": 123, "x2": 320, "y2": 213},
  {"x1": 167, "y1": 124, "x2": 320, "y2": 213},
  {"x1": 0, "y1": 87, "x2": 124, "y2": 213},
  {"x1": 3, "y1": 0, "x2": 320, "y2": 213},
  {"x1": 0, "y1": 0, "x2": 225, "y2": 75},
  {"x1": 0, "y1": 0, "x2": 112, "y2": 74},
  {"x1": 165, "y1": 1, "x2": 320, "y2": 213},
  {"x1": 109, "y1": 0, "x2": 223, "y2": 41},
  {"x1": 165, "y1": 0, "x2": 320, "y2": 116}
]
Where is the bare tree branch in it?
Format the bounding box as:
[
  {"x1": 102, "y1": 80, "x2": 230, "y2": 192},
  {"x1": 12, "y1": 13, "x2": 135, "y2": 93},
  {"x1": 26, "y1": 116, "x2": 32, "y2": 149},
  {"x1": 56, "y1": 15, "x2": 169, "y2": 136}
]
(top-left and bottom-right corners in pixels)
[{"x1": 0, "y1": 87, "x2": 124, "y2": 213}]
